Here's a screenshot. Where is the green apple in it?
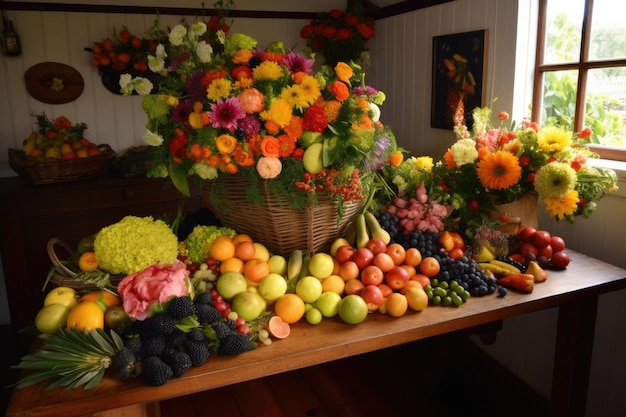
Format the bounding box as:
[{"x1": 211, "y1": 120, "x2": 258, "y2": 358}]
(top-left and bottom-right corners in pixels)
[
  {"x1": 308, "y1": 253, "x2": 335, "y2": 279},
  {"x1": 337, "y1": 294, "x2": 369, "y2": 325},
  {"x1": 231, "y1": 291, "x2": 267, "y2": 321},
  {"x1": 295, "y1": 276, "x2": 323, "y2": 303},
  {"x1": 258, "y1": 273, "x2": 288, "y2": 303},
  {"x1": 35, "y1": 303, "x2": 70, "y2": 334},
  {"x1": 216, "y1": 271, "x2": 248, "y2": 301},
  {"x1": 314, "y1": 291, "x2": 342, "y2": 317},
  {"x1": 303, "y1": 142, "x2": 324, "y2": 174},
  {"x1": 267, "y1": 255, "x2": 288, "y2": 276},
  {"x1": 44, "y1": 286, "x2": 78, "y2": 309}
]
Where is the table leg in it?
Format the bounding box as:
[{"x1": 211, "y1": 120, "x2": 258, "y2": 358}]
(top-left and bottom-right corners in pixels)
[{"x1": 551, "y1": 296, "x2": 598, "y2": 417}]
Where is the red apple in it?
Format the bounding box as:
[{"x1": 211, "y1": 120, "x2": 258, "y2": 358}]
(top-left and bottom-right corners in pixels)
[
  {"x1": 373, "y1": 252, "x2": 395, "y2": 273},
  {"x1": 353, "y1": 247, "x2": 375, "y2": 269},
  {"x1": 384, "y1": 265, "x2": 410, "y2": 290},
  {"x1": 335, "y1": 245, "x2": 355, "y2": 264},
  {"x1": 360, "y1": 264, "x2": 384, "y2": 286},
  {"x1": 366, "y1": 238, "x2": 388, "y2": 255},
  {"x1": 360, "y1": 285, "x2": 384, "y2": 311}
]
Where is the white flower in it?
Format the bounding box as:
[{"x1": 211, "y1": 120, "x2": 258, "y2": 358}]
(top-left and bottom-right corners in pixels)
[
  {"x1": 369, "y1": 103, "x2": 381, "y2": 122},
  {"x1": 144, "y1": 129, "x2": 164, "y2": 146},
  {"x1": 119, "y1": 73, "x2": 134, "y2": 95},
  {"x1": 191, "y1": 22, "x2": 207, "y2": 38},
  {"x1": 168, "y1": 24, "x2": 187, "y2": 46},
  {"x1": 191, "y1": 162, "x2": 218, "y2": 180},
  {"x1": 451, "y1": 138, "x2": 479, "y2": 166},
  {"x1": 196, "y1": 41, "x2": 213, "y2": 63},
  {"x1": 133, "y1": 78, "x2": 154, "y2": 95},
  {"x1": 148, "y1": 55, "x2": 166, "y2": 74},
  {"x1": 155, "y1": 43, "x2": 167, "y2": 59}
]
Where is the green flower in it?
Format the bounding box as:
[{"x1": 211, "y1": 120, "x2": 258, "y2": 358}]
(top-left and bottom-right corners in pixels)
[{"x1": 534, "y1": 162, "x2": 577, "y2": 199}]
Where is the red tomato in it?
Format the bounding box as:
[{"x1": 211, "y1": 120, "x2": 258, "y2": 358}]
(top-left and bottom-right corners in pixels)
[
  {"x1": 531, "y1": 230, "x2": 551, "y2": 249},
  {"x1": 517, "y1": 226, "x2": 537, "y2": 242},
  {"x1": 519, "y1": 242, "x2": 539, "y2": 258},
  {"x1": 538, "y1": 244, "x2": 553, "y2": 260},
  {"x1": 551, "y1": 251, "x2": 570, "y2": 269},
  {"x1": 360, "y1": 265, "x2": 384, "y2": 286},
  {"x1": 550, "y1": 236, "x2": 566, "y2": 252}
]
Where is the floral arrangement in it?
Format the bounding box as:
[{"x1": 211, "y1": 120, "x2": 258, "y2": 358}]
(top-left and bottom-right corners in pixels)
[
  {"x1": 300, "y1": 2, "x2": 375, "y2": 67},
  {"x1": 121, "y1": 19, "x2": 400, "y2": 210},
  {"x1": 389, "y1": 105, "x2": 618, "y2": 238}
]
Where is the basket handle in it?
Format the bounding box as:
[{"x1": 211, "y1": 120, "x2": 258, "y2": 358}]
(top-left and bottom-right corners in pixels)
[{"x1": 47, "y1": 238, "x2": 78, "y2": 278}]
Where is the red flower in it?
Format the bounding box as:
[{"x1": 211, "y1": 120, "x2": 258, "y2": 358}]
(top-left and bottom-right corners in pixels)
[
  {"x1": 335, "y1": 28, "x2": 353, "y2": 41},
  {"x1": 303, "y1": 106, "x2": 328, "y2": 133},
  {"x1": 329, "y1": 9, "x2": 344, "y2": 19},
  {"x1": 344, "y1": 14, "x2": 359, "y2": 26},
  {"x1": 169, "y1": 134, "x2": 188, "y2": 161},
  {"x1": 300, "y1": 24, "x2": 314, "y2": 39},
  {"x1": 578, "y1": 126, "x2": 592, "y2": 139},
  {"x1": 356, "y1": 23, "x2": 375, "y2": 40}
]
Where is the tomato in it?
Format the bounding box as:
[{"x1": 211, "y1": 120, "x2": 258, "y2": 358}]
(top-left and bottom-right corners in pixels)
[
  {"x1": 517, "y1": 226, "x2": 537, "y2": 242},
  {"x1": 551, "y1": 251, "x2": 570, "y2": 269},
  {"x1": 538, "y1": 244, "x2": 553, "y2": 260},
  {"x1": 360, "y1": 265, "x2": 384, "y2": 286},
  {"x1": 519, "y1": 242, "x2": 539, "y2": 258},
  {"x1": 550, "y1": 235, "x2": 566, "y2": 252},
  {"x1": 531, "y1": 230, "x2": 551, "y2": 249}
]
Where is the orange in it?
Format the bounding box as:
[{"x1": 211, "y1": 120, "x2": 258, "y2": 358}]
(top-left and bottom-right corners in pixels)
[
  {"x1": 78, "y1": 251, "x2": 100, "y2": 272},
  {"x1": 418, "y1": 257, "x2": 441, "y2": 278},
  {"x1": 67, "y1": 301, "x2": 105, "y2": 332},
  {"x1": 220, "y1": 257, "x2": 245, "y2": 274},
  {"x1": 321, "y1": 274, "x2": 345, "y2": 295},
  {"x1": 385, "y1": 292, "x2": 408, "y2": 317},
  {"x1": 210, "y1": 235, "x2": 236, "y2": 261},
  {"x1": 235, "y1": 241, "x2": 256, "y2": 261},
  {"x1": 273, "y1": 293, "x2": 305, "y2": 324},
  {"x1": 79, "y1": 290, "x2": 121, "y2": 309},
  {"x1": 399, "y1": 264, "x2": 416, "y2": 279},
  {"x1": 338, "y1": 261, "x2": 360, "y2": 281},
  {"x1": 404, "y1": 247, "x2": 423, "y2": 267},
  {"x1": 243, "y1": 258, "x2": 271, "y2": 283},
  {"x1": 400, "y1": 279, "x2": 423, "y2": 295},
  {"x1": 232, "y1": 233, "x2": 254, "y2": 246},
  {"x1": 267, "y1": 315, "x2": 291, "y2": 339}
]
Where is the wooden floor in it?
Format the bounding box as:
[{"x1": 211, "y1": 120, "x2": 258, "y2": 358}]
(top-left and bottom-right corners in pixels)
[{"x1": 2, "y1": 326, "x2": 550, "y2": 417}]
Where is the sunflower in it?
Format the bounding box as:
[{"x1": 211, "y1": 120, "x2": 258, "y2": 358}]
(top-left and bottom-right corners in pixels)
[
  {"x1": 533, "y1": 162, "x2": 577, "y2": 199},
  {"x1": 476, "y1": 150, "x2": 522, "y2": 190},
  {"x1": 543, "y1": 189, "x2": 580, "y2": 219},
  {"x1": 537, "y1": 126, "x2": 572, "y2": 153}
]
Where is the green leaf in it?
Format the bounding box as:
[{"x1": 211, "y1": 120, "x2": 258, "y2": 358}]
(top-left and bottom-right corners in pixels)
[{"x1": 169, "y1": 163, "x2": 191, "y2": 197}]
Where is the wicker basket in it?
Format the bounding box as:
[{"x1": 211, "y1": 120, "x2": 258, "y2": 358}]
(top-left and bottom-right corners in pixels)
[
  {"x1": 203, "y1": 176, "x2": 363, "y2": 255},
  {"x1": 47, "y1": 238, "x2": 121, "y2": 291},
  {"x1": 8, "y1": 144, "x2": 115, "y2": 185}
]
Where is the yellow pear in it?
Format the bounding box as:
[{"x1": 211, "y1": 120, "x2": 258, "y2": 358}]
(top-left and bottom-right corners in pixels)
[{"x1": 44, "y1": 146, "x2": 62, "y2": 159}]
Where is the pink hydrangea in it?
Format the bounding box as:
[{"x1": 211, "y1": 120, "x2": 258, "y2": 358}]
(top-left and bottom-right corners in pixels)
[{"x1": 117, "y1": 259, "x2": 190, "y2": 320}]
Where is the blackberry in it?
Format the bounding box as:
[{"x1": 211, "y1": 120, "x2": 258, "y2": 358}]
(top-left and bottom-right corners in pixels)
[
  {"x1": 142, "y1": 334, "x2": 166, "y2": 357},
  {"x1": 111, "y1": 347, "x2": 138, "y2": 380},
  {"x1": 168, "y1": 296, "x2": 196, "y2": 320},
  {"x1": 163, "y1": 350, "x2": 193, "y2": 377},
  {"x1": 218, "y1": 333, "x2": 254, "y2": 356},
  {"x1": 211, "y1": 322, "x2": 232, "y2": 340},
  {"x1": 124, "y1": 337, "x2": 143, "y2": 358},
  {"x1": 184, "y1": 340, "x2": 210, "y2": 366},
  {"x1": 225, "y1": 318, "x2": 238, "y2": 331},
  {"x1": 142, "y1": 356, "x2": 173, "y2": 387},
  {"x1": 187, "y1": 327, "x2": 208, "y2": 343},
  {"x1": 144, "y1": 313, "x2": 177, "y2": 336},
  {"x1": 165, "y1": 329, "x2": 187, "y2": 349},
  {"x1": 195, "y1": 304, "x2": 222, "y2": 325},
  {"x1": 194, "y1": 291, "x2": 214, "y2": 306}
]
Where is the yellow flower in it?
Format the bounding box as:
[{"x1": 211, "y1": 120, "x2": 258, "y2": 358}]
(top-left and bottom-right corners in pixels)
[
  {"x1": 476, "y1": 150, "x2": 522, "y2": 190},
  {"x1": 537, "y1": 126, "x2": 572, "y2": 153},
  {"x1": 252, "y1": 60, "x2": 284, "y2": 80},
  {"x1": 280, "y1": 85, "x2": 309, "y2": 111},
  {"x1": 215, "y1": 134, "x2": 237, "y2": 154},
  {"x1": 334, "y1": 62, "x2": 353, "y2": 83},
  {"x1": 543, "y1": 189, "x2": 580, "y2": 219},
  {"x1": 207, "y1": 78, "x2": 232, "y2": 101},
  {"x1": 415, "y1": 156, "x2": 434, "y2": 172},
  {"x1": 298, "y1": 74, "x2": 322, "y2": 105},
  {"x1": 260, "y1": 99, "x2": 292, "y2": 128}
]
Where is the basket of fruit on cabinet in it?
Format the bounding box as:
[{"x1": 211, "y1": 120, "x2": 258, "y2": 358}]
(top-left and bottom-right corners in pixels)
[{"x1": 9, "y1": 114, "x2": 115, "y2": 185}]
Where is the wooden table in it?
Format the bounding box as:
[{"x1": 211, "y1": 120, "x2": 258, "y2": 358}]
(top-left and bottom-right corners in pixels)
[{"x1": 7, "y1": 250, "x2": 626, "y2": 417}]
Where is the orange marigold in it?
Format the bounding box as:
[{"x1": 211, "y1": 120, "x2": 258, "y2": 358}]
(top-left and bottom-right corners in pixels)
[
  {"x1": 261, "y1": 136, "x2": 281, "y2": 158},
  {"x1": 277, "y1": 134, "x2": 296, "y2": 157},
  {"x1": 216, "y1": 134, "x2": 237, "y2": 154},
  {"x1": 284, "y1": 115, "x2": 304, "y2": 140}
]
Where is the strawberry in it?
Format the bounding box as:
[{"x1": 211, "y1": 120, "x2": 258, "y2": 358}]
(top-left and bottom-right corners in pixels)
[{"x1": 497, "y1": 273, "x2": 535, "y2": 293}]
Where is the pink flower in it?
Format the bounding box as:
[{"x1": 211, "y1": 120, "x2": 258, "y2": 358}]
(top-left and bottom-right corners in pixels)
[{"x1": 117, "y1": 259, "x2": 190, "y2": 320}]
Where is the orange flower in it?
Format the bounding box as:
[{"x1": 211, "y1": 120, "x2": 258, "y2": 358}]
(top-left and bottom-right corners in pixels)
[
  {"x1": 476, "y1": 150, "x2": 522, "y2": 190},
  {"x1": 247, "y1": 134, "x2": 263, "y2": 155},
  {"x1": 444, "y1": 150, "x2": 457, "y2": 169},
  {"x1": 260, "y1": 136, "x2": 281, "y2": 158},
  {"x1": 284, "y1": 116, "x2": 304, "y2": 140},
  {"x1": 233, "y1": 144, "x2": 256, "y2": 167},
  {"x1": 334, "y1": 62, "x2": 353, "y2": 83},
  {"x1": 216, "y1": 134, "x2": 237, "y2": 154},
  {"x1": 232, "y1": 49, "x2": 253, "y2": 64},
  {"x1": 388, "y1": 151, "x2": 403, "y2": 167},
  {"x1": 53, "y1": 116, "x2": 72, "y2": 130},
  {"x1": 277, "y1": 134, "x2": 296, "y2": 157},
  {"x1": 322, "y1": 100, "x2": 342, "y2": 123},
  {"x1": 328, "y1": 80, "x2": 350, "y2": 102},
  {"x1": 265, "y1": 120, "x2": 280, "y2": 135},
  {"x1": 225, "y1": 162, "x2": 239, "y2": 174}
]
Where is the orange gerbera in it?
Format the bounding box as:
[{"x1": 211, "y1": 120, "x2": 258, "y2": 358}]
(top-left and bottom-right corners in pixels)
[
  {"x1": 476, "y1": 150, "x2": 522, "y2": 190},
  {"x1": 260, "y1": 136, "x2": 281, "y2": 158}
]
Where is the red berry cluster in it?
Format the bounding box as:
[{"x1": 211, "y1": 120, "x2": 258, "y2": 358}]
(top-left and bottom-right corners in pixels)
[{"x1": 295, "y1": 168, "x2": 364, "y2": 201}]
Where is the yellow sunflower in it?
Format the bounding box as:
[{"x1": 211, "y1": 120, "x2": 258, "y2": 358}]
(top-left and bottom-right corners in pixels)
[
  {"x1": 543, "y1": 189, "x2": 580, "y2": 219},
  {"x1": 476, "y1": 150, "x2": 522, "y2": 190},
  {"x1": 537, "y1": 126, "x2": 572, "y2": 153}
]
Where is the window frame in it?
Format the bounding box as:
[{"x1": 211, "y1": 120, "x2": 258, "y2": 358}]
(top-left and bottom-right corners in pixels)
[{"x1": 532, "y1": 0, "x2": 626, "y2": 162}]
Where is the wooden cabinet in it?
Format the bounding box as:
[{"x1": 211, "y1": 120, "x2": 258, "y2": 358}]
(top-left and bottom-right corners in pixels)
[{"x1": 0, "y1": 175, "x2": 201, "y2": 332}]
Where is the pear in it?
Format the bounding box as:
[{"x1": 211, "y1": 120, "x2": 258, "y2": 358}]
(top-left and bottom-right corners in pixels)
[
  {"x1": 303, "y1": 142, "x2": 324, "y2": 174},
  {"x1": 476, "y1": 245, "x2": 496, "y2": 262},
  {"x1": 526, "y1": 260, "x2": 548, "y2": 282}
]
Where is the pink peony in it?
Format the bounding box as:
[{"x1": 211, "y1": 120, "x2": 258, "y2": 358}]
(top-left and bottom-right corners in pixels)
[{"x1": 117, "y1": 259, "x2": 190, "y2": 320}]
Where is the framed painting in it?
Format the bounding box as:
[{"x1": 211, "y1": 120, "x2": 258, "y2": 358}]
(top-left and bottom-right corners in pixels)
[{"x1": 431, "y1": 30, "x2": 488, "y2": 130}]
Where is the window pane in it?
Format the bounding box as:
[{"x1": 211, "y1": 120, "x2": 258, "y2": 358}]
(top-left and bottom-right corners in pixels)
[
  {"x1": 589, "y1": 0, "x2": 626, "y2": 60},
  {"x1": 541, "y1": 70, "x2": 579, "y2": 129},
  {"x1": 544, "y1": 0, "x2": 584, "y2": 65},
  {"x1": 585, "y1": 68, "x2": 626, "y2": 147}
]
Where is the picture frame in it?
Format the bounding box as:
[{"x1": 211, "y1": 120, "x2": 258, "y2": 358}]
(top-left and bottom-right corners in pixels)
[{"x1": 431, "y1": 30, "x2": 488, "y2": 130}]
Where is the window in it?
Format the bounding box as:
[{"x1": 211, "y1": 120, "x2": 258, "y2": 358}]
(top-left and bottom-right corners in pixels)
[{"x1": 533, "y1": 0, "x2": 626, "y2": 161}]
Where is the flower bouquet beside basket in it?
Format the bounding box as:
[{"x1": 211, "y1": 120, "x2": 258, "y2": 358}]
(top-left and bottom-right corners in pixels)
[{"x1": 120, "y1": 21, "x2": 403, "y2": 253}]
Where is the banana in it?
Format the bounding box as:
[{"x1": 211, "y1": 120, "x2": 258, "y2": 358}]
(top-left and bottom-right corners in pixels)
[
  {"x1": 355, "y1": 213, "x2": 370, "y2": 249},
  {"x1": 287, "y1": 249, "x2": 303, "y2": 281},
  {"x1": 299, "y1": 252, "x2": 311, "y2": 279},
  {"x1": 489, "y1": 259, "x2": 522, "y2": 274},
  {"x1": 478, "y1": 262, "x2": 510, "y2": 276}
]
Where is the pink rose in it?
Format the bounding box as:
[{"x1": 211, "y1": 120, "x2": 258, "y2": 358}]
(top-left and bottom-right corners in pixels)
[{"x1": 117, "y1": 259, "x2": 190, "y2": 320}]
